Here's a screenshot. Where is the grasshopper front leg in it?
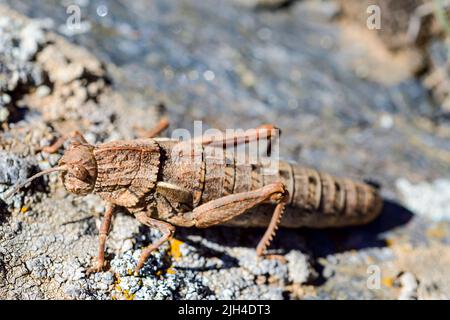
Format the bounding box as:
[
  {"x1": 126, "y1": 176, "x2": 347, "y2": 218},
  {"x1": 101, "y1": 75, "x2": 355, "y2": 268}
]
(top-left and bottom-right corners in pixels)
[
  {"x1": 87, "y1": 203, "x2": 116, "y2": 274},
  {"x1": 193, "y1": 182, "x2": 288, "y2": 256}
]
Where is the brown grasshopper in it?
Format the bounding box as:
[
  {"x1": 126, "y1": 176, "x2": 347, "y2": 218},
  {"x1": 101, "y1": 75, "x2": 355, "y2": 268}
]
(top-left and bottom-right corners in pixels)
[{"x1": 7, "y1": 119, "x2": 383, "y2": 274}]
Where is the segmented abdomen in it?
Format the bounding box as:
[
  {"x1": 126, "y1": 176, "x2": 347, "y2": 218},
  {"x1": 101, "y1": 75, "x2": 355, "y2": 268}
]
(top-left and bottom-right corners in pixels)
[
  {"x1": 227, "y1": 161, "x2": 383, "y2": 228},
  {"x1": 288, "y1": 164, "x2": 382, "y2": 227}
]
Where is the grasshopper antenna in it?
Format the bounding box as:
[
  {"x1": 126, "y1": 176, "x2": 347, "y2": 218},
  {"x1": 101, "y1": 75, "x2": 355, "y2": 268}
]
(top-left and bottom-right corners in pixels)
[{"x1": 3, "y1": 165, "x2": 68, "y2": 199}]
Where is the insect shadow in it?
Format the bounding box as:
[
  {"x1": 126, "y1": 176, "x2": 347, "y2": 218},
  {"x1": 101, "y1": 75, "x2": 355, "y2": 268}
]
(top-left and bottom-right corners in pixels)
[
  {"x1": 296, "y1": 199, "x2": 414, "y2": 285},
  {"x1": 300, "y1": 199, "x2": 414, "y2": 257},
  {"x1": 0, "y1": 200, "x2": 9, "y2": 225},
  {"x1": 148, "y1": 225, "x2": 241, "y2": 271},
  {"x1": 169, "y1": 199, "x2": 414, "y2": 276}
]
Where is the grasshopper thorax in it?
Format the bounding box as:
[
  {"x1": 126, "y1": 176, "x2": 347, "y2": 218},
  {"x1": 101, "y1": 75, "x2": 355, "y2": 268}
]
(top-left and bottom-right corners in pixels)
[{"x1": 59, "y1": 142, "x2": 97, "y2": 195}]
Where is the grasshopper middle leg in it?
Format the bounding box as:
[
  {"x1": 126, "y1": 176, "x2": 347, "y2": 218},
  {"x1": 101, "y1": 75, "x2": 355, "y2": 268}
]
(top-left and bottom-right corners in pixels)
[{"x1": 134, "y1": 212, "x2": 175, "y2": 274}]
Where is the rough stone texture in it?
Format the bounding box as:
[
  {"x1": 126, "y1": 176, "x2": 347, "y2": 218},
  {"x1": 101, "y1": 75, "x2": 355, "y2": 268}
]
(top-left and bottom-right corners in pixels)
[
  {"x1": 0, "y1": 0, "x2": 449, "y2": 300},
  {"x1": 423, "y1": 40, "x2": 450, "y2": 115},
  {"x1": 340, "y1": 0, "x2": 450, "y2": 119}
]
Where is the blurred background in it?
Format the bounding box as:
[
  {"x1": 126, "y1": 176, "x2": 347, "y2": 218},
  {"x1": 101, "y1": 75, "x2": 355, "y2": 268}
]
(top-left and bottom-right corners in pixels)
[{"x1": 0, "y1": 0, "x2": 449, "y2": 300}]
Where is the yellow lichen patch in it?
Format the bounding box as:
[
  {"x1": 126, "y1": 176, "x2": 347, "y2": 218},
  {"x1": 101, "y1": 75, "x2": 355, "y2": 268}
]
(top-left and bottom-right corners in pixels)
[
  {"x1": 114, "y1": 281, "x2": 136, "y2": 300},
  {"x1": 365, "y1": 256, "x2": 375, "y2": 265},
  {"x1": 398, "y1": 243, "x2": 413, "y2": 253},
  {"x1": 382, "y1": 277, "x2": 394, "y2": 288},
  {"x1": 169, "y1": 238, "x2": 184, "y2": 259},
  {"x1": 122, "y1": 290, "x2": 135, "y2": 300},
  {"x1": 127, "y1": 269, "x2": 133, "y2": 276},
  {"x1": 166, "y1": 267, "x2": 176, "y2": 275},
  {"x1": 426, "y1": 225, "x2": 447, "y2": 239},
  {"x1": 385, "y1": 238, "x2": 395, "y2": 247},
  {"x1": 21, "y1": 206, "x2": 28, "y2": 214}
]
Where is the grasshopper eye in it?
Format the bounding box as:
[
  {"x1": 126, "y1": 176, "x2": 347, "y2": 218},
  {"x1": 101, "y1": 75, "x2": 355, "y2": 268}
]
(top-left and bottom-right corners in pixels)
[
  {"x1": 62, "y1": 163, "x2": 95, "y2": 195},
  {"x1": 71, "y1": 164, "x2": 91, "y2": 182},
  {"x1": 58, "y1": 144, "x2": 97, "y2": 196}
]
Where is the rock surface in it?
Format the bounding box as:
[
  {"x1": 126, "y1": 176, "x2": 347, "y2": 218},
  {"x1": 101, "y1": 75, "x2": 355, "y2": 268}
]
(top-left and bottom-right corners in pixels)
[{"x1": 0, "y1": 0, "x2": 449, "y2": 299}]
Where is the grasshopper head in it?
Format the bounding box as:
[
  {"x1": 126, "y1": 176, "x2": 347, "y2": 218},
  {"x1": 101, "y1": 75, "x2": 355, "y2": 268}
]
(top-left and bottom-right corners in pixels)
[
  {"x1": 58, "y1": 142, "x2": 97, "y2": 195},
  {"x1": 5, "y1": 135, "x2": 97, "y2": 199}
]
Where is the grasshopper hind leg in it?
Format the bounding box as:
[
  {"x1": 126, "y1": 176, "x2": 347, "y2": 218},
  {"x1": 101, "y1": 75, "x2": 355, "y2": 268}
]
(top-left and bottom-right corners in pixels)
[
  {"x1": 38, "y1": 130, "x2": 89, "y2": 153},
  {"x1": 134, "y1": 117, "x2": 169, "y2": 138},
  {"x1": 256, "y1": 202, "x2": 286, "y2": 257},
  {"x1": 192, "y1": 182, "x2": 288, "y2": 257}
]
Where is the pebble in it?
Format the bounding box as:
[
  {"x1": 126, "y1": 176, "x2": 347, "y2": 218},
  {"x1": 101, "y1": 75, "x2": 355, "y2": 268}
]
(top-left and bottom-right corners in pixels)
[
  {"x1": 286, "y1": 250, "x2": 315, "y2": 284},
  {"x1": 36, "y1": 85, "x2": 51, "y2": 97},
  {"x1": 396, "y1": 272, "x2": 419, "y2": 300},
  {"x1": 0, "y1": 107, "x2": 9, "y2": 123}
]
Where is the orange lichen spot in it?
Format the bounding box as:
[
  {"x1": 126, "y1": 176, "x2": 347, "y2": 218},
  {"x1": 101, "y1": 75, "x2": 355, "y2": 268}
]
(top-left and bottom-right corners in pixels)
[
  {"x1": 169, "y1": 238, "x2": 184, "y2": 259},
  {"x1": 21, "y1": 206, "x2": 28, "y2": 214},
  {"x1": 382, "y1": 277, "x2": 394, "y2": 288},
  {"x1": 366, "y1": 256, "x2": 375, "y2": 264}
]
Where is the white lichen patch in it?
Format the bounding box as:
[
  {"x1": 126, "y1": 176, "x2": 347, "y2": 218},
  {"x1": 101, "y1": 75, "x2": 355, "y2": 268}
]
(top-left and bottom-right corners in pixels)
[{"x1": 396, "y1": 178, "x2": 450, "y2": 222}]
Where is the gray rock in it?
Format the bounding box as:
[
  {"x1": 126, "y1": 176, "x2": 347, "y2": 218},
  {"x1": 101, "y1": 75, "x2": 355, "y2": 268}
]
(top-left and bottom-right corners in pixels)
[
  {"x1": 0, "y1": 150, "x2": 34, "y2": 191},
  {"x1": 0, "y1": 0, "x2": 449, "y2": 300}
]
